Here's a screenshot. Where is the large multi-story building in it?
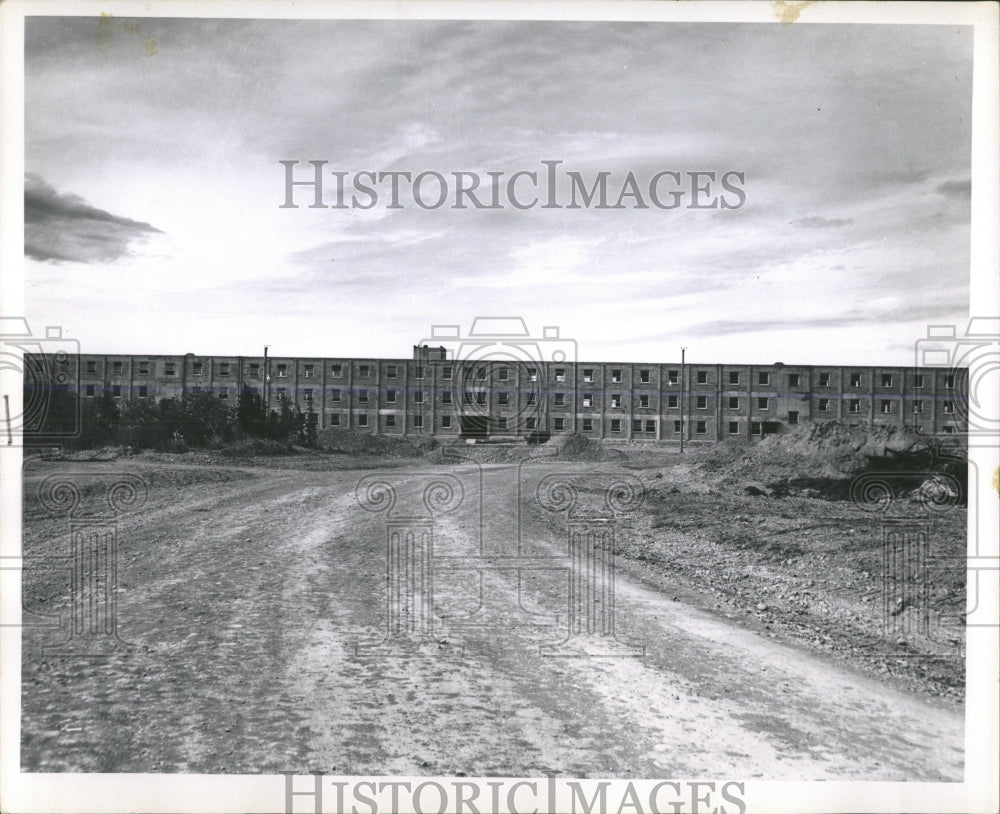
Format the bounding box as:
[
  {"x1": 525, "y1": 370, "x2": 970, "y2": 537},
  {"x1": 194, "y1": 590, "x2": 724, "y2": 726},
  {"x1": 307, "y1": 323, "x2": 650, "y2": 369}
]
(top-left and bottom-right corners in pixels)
[{"x1": 26, "y1": 345, "x2": 968, "y2": 443}]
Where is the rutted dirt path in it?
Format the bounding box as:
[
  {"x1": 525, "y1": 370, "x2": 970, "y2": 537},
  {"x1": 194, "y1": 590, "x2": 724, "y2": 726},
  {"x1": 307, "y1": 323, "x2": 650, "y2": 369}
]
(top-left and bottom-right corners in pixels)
[{"x1": 20, "y1": 459, "x2": 962, "y2": 778}]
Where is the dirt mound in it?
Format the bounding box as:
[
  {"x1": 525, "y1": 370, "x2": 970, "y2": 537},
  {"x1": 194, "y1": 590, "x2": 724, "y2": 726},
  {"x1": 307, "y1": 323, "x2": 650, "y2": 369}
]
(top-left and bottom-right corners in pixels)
[
  {"x1": 682, "y1": 422, "x2": 965, "y2": 500},
  {"x1": 547, "y1": 433, "x2": 626, "y2": 463},
  {"x1": 219, "y1": 438, "x2": 298, "y2": 457},
  {"x1": 316, "y1": 428, "x2": 437, "y2": 458}
]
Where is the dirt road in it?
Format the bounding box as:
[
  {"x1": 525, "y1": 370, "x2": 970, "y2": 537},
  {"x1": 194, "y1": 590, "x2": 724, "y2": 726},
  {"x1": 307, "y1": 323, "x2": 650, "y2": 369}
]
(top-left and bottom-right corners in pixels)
[{"x1": 20, "y1": 459, "x2": 963, "y2": 779}]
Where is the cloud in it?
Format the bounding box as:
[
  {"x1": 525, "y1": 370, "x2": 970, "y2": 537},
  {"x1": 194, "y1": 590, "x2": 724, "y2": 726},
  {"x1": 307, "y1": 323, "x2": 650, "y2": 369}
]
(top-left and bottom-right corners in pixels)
[
  {"x1": 935, "y1": 178, "x2": 971, "y2": 199},
  {"x1": 24, "y1": 172, "x2": 162, "y2": 263},
  {"x1": 796, "y1": 215, "x2": 854, "y2": 229}
]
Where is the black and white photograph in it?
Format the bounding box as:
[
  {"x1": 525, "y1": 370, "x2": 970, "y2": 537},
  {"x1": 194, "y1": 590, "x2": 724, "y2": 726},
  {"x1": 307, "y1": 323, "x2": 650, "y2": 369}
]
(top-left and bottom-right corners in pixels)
[{"x1": 1, "y1": 2, "x2": 998, "y2": 812}]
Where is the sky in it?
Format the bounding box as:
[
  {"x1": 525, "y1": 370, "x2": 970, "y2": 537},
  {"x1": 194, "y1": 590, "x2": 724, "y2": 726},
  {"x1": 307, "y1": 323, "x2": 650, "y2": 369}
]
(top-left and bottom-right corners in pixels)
[{"x1": 22, "y1": 15, "x2": 973, "y2": 365}]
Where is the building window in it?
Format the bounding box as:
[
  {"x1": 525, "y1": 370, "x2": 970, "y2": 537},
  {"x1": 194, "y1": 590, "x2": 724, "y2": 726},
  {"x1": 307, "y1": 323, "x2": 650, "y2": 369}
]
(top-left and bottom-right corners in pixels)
[
  {"x1": 697, "y1": 370, "x2": 708, "y2": 384},
  {"x1": 696, "y1": 420, "x2": 707, "y2": 434},
  {"x1": 881, "y1": 374, "x2": 892, "y2": 387},
  {"x1": 357, "y1": 414, "x2": 368, "y2": 427},
  {"x1": 751, "y1": 421, "x2": 762, "y2": 435},
  {"x1": 583, "y1": 368, "x2": 594, "y2": 383},
  {"x1": 414, "y1": 366, "x2": 425, "y2": 380},
  {"x1": 165, "y1": 363, "x2": 176, "y2": 376},
  {"x1": 442, "y1": 391, "x2": 452, "y2": 404},
  {"x1": 849, "y1": 399, "x2": 861, "y2": 413},
  {"x1": 611, "y1": 369, "x2": 623, "y2": 383},
  {"x1": 582, "y1": 418, "x2": 594, "y2": 432},
  {"x1": 757, "y1": 397, "x2": 769, "y2": 410},
  {"x1": 788, "y1": 373, "x2": 800, "y2": 388},
  {"x1": 86, "y1": 361, "x2": 97, "y2": 375},
  {"x1": 555, "y1": 368, "x2": 566, "y2": 382},
  {"x1": 138, "y1": 385, "x2": 149, "y2": 398},
  {"x1": 476, "y1": 367, "x2": 487, "y2": 380},
  {"x1": 788, "y1": 411, "x2": 799, "y2": 425},
  {"x1": 498, "y1": 367, "x2": 509, "y2": 381},
  {"x1": 758, "y1": 372, "x2": 770, "y2": 385},
  {"x1": 728, "y1": 397, "x2": 740, "y2": 410},
  {"x1": 673, "y1": 420, "x2": 681, "y2": 433},
  {"x1": 274, "y1": 387, "x2": 285, "y2": 399},
  {"x1": 113, "y1": 361, "x2": 123, "y2": 375},
  {"x1": 219, "y1": 389, "x2": 228, "y2": 400},
  {"x1": 913, "y1": 400, "x2": 923, "y2": 414},
  {"x1": 526, "y1": 392, "x2": 536, "y2": 406},
  {"x1": 304, "y1": 364, "x2": 315, "y2": 378},
  {"x1": 248, "y1": 363, "x2": 260, "y2": 377},
  {"x1": 528, "y1": 368, "x2": 538, "y2": 382},
  {"x1": 728, "y1": 421, "x2": 739, "y2": 434},
  {"x1": 944, "y1": 374, "x2": 955, "y2": 389},
  {"x1": 358, "y1": 389, "x2": 369, "y2": 403},
  {"x1": 943, "y1": 401, "x2": 954, "y2": 414},
  {"x1": 386, "y1": 365, "x2": 398, "y2": 379},
  {"x1": 645, "y1": 420, "x2": 656, "y2": 433},
  {"x1": 668, "y1": 395, "x2": 678, "y2": 408},
  {"x1": 497, "y1": 417, "x2": 508, "y2": 430},
  {"x1": 85, "y1": 384, "x2": 95, "y2": 397},
  {"x1": 331, "y1": 364, "x2": 342, "y2": 377},
  {"x1": 413, "y1": 390, "x2": 423, "y2": 403},
  {"x1": 728, "y1": 371, "x2": 740, "y2": 385},
  {"x1": 633, "y1": 419, "x2": 643, "y2": 433},
  {"x1": 111, "y1": 384, "x2": 122, "y2": 398},
  {"x1": 850, "y1": 373, "x2": 862, "y2": 387},
  {"x1": 610, "y1": 419, "x2": 622, "y2": 433},
  {"x1": 552, "y1": 417, "x2": 563, "y2": 431},
  {"x1": 818, "y1": 398, "x2": 830, "y2": 411},
  {"x1": 138, "y1": 361, "x2": 150, "y2": 376},
  {"x1": 880, "y1": 400, "x2": 892, "y2": 414},
  {"x1": 640, "y1": 395, "x2": 650, "y2": 408},
  {"x1": 476, "y1": 392, "x2": 486, "y2": 406},
  {"x1": 219, "y1": 363, "x2": 230, "y2": 376},
  {"x1": 526, "y1": 417, "x2": 536, "y2": 430},
  {"x1": 276, "y1": 364, "x2": 287, "y2": 378},
  {"x1": 331, "y1": 389, "x2": 341, "y2": 402},
  {"x1": 582, "y1": 394, "x2": 593, "y2": 407},
  {"x1": 818, "y1": 372, "x2": 831, "y2": 387},
  {"x1": 386, "y1": 414, "x2": 396, "y2": 427},
  {"x1": 441, "y1": 415, "x2": 452, "y2": 429},
  {"x1": 611, "y1": 394, "x2": 622, "y2": 408},
  {"x1": 304, "y1": 389, "x2": 313, "y2": 402},
  {"x1": 442, "y1": 366, "x2": 453, "y2": 381},
  {"x1": 554, "y1": 393, "x2": 565, "y2": 407},
  {"x1": 330, "y1": 414, "x2": 341, "y2": 426},
  {"x1": 696, "y1": 396, "x2": 708, "y2": 409},
  {"x1": 668, "y1": 370, "x2": 679, "y2": 385},
  {"x1": 942, "y1": 425, "x2": 955, "y2": 434},
  {"x1": 640, "y1": 370, "x2": 650, "y2": 384},
  {"x1": 386, "y1": 390, "x2": 396, "y2": 403},
  {"x1": 499, "y1": 392, "x2": 510, "y2": 405},
  {"x1": 913, "y1": 374, "x2": 924, "y2": 388},
  {"x1": 358, "y1": 365, "x2": 371, "y2": 378}
]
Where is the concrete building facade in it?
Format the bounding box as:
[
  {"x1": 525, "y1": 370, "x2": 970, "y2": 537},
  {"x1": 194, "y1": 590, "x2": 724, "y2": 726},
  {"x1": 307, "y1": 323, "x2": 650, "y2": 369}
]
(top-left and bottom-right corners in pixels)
[{"x1": 27, "y1": 347, "x2": 968, "y2": 442}]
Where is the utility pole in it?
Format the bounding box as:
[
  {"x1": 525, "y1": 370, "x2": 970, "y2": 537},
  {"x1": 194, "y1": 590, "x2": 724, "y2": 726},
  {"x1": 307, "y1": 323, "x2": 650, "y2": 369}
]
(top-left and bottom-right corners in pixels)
[
  {"x1": 263, "y1": 345, "x2": 270, "y2": 423},
  {"x1": 680, "y1": 347, "x2": 686, "y2": 453}
]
